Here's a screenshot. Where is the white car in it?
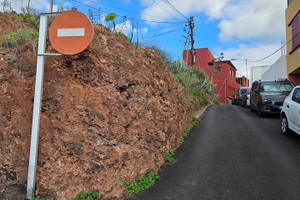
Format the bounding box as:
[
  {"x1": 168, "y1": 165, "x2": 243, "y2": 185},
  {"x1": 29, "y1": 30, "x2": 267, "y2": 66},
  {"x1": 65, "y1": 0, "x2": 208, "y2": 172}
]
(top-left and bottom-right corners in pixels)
[{"x1": 281, "y1": 85, "x2": 300, "y2": 135}]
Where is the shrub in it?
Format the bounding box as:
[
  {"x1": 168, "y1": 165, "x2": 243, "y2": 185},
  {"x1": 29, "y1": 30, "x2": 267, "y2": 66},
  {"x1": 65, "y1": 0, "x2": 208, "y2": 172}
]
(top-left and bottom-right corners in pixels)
[
  {"x1": 214, "y1": 99, "x2": 222, "y2": 105},
  {"x1": 72, "y1": 190, "x2": 100, "y2": 200},
  {"x1": 117, "y1": 32, "x2": 131, "y2": 42},
  {"x1": 4, "y1": 29, "x2": 39, "y2": 47},
  {"x1": 163, "y1": 148, "x2": 174, "y2": 163},
  {"x1": 18, "y1": 16, "x2": 24, "y2": 22},
  {"x1": 24, "y1": 13, "x2": 34, "y2": 21},
  {"x1": 121, "y1": 171, "x2": 159, "y2": 194},
  {"x1": 30, "y1": 197, "x2": 53, "y2": 200},
  {"x1": 144, "y1": 45, "x2": 173, "y2": 66}
]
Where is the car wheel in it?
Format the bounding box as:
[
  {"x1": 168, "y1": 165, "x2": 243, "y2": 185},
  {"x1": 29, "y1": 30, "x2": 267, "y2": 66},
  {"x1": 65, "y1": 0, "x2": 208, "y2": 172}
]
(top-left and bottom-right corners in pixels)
[
  {"x1": 258, "y1": 104, "x2": 264, "y2": 117},
  {"x1": 250, "y1": 101, "x2": 254, "y2": 112},
  {"x1": 281, "y1": 115, "x2": 290, "y2": 135}
]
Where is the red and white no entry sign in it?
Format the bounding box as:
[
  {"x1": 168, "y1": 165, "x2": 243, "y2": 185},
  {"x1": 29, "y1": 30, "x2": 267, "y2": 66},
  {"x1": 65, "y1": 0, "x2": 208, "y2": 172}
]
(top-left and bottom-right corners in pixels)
[{"x1": 49, "y1": 10, "x2": 93, "y2": 55}]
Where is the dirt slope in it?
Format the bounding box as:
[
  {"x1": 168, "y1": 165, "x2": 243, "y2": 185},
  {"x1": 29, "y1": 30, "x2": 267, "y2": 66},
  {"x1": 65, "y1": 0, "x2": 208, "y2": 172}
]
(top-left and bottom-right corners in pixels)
[
  {"x1": 0, "y1": 12, "x2": 32, "y2": 43},
  {"x1": 0, "y1": 16, "x2": 203, "y2": 199}
]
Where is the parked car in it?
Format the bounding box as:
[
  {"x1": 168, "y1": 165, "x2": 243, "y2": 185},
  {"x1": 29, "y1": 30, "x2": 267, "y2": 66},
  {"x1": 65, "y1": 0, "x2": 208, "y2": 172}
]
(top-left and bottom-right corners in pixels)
[
  {"x1": 241, "y1": 88, "x2": 251, "y2": 108},
  {"x1": 232, "y1": 92, "x2": 238, "y2": 105},
  {"x1": 236, "y1": 87, "x2": 250, "y2": 105},
  {"x1": 250, "y1": 79, "x2": 294, "y2": 117},
  {"x1": 280, "y1": 85, "x2": 300, "y2": 136}
]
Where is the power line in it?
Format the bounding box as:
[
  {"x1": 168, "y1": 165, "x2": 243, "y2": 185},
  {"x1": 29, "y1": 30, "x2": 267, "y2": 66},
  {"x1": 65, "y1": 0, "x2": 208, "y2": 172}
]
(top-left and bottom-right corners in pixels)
[
  {"x1": 161, "y1": 0, "x2": 188, "y2": 20},
  {"x1": 248, "y1": 31, "x2": 300, "y2": 62},
  {"x1": 70, "y1": 0, "x2": 186, "y2": 24},
  {"x1": 147, "y1": 23, "x2": 184, "y2": 33},
  {"x1": 152, "y1": 0, "x2": 179, "y2": 20},
  {"x1": 32, "y1": 0, "x2": 45, "y2": 8},
  {"x1": 141, "y1": 26, "x2": 184, "y2": 39}
]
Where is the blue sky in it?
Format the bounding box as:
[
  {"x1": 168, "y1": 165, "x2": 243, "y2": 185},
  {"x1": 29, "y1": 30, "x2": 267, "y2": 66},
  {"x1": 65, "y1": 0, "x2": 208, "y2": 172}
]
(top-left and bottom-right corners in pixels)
[{"x1": 2, "y1": 0, "x2": 287, "y2": 78}]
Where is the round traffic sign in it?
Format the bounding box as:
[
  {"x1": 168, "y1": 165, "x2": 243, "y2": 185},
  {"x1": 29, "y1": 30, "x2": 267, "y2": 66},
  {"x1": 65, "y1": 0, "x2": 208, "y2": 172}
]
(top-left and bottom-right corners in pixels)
[{"x1": 49, "y1": 10, "x2": 93, "y2": 55}]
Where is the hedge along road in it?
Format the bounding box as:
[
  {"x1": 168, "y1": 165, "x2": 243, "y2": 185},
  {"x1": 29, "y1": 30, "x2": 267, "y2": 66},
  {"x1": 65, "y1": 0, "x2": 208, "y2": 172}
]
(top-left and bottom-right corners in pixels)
[{"x1": 130, "y1": 105, "x2": 300, "y2": 200}]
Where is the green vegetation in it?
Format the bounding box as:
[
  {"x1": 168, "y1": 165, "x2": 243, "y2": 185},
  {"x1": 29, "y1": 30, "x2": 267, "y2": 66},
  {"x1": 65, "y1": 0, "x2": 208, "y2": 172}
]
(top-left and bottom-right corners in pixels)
[
  {"x1": 30, "y1": 197, "x2": 53, "y2": 200},
  {"x1": 72, "y1": 190, "x2": 100, "y2": 200},
  {"x1": 163, "y1": 148, "x2": 175, "y2": 163},
  {"x1": 4, "y1": 29, "x2": 38, "y2": 48},
  {"x1": 169, "y1": 60, "x2": 217, "y2": 100},
  {"x1": 117, "y1": 32, "x2": 131, "y2": 42},
  {"x1": 105, "y1": 12, "x2": 117, "y2": 30},
  {"x1": 182, "y1": 118, "x2": 201, "y2": 140},
  {"x1": 147, "y1": 46, "x2": 218, "y2": 102},
  {"x1": 214, "y1": 99, "x2": 222, "y2": 105},
  {"x1": 18, "y1": 16, "x2": 24, "y2": 22},
  {"x1": 30, "y1": 190, "x2": 100, "y2": 200},
  {"x1": 122, "y1": 171, "x2": 159, "y2": 194}
]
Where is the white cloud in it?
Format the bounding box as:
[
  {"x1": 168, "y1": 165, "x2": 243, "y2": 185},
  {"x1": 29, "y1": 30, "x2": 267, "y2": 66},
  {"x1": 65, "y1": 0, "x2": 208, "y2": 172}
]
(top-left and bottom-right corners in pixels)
[
  {"x1": 139, "y1": 0, "x2": 286, "y2": 44},
  {"x1": 139, "y1": 0, "x2": 230, "y2": 23},
  {"x1": 0, "y1": 0, "x2": 50, "y2": 13},
  {"x1": 114, "y1": 20, "x2": 132, "y2": 35},
  {"x1": 218, "y1": 0, "x2": 286, "y2": 43},
  {"x1": 141, "y1": 28, "x2": 148, "y2": 33},
  {"x1": 216, "y1": 43, "x2": 284, "y2": 78}
]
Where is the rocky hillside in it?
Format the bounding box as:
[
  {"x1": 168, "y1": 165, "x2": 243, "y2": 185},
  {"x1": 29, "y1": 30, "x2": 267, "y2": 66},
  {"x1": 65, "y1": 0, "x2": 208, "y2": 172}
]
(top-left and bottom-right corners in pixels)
[
  {"x1": 0, "y1": 13, "x2": 205, "y2": 199},
  {"x1": 0, "y1": 12, "x2": 32, "y2": 43}
]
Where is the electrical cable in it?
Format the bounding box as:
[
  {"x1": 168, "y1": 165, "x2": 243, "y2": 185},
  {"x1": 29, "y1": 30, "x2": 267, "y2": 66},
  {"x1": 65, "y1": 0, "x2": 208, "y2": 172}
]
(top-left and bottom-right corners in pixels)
[
  {"x1": 70, "y1": 0, "x2": 186, "y2": 24},
  {"x1": 248, "y1": 31, "x2": 300, "y2": 62},
  {"x1": 147, "y1": 23, "x2": 184, "y2": 33},
  {"x1": 32, "y1": 0, "x2": 46, "y2": 9},
  {"x1": 161, "y1": 0, "x2": 188, "y2": 20},
  {"x1": 141, "y1": 26, "x2": 184, "y2": 39},
  {"x1": 236, "y1": 60, "x2": 246, "y2": 70},
  {"x1": 152, "y1": 0, "x2": 179, "y2": 20}
]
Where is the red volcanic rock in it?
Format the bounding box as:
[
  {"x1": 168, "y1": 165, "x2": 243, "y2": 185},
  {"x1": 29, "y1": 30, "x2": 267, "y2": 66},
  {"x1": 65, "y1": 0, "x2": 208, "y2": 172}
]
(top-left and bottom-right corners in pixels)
[{"x1": 0, "y1": 24, "x2": 204, "y2": 199}]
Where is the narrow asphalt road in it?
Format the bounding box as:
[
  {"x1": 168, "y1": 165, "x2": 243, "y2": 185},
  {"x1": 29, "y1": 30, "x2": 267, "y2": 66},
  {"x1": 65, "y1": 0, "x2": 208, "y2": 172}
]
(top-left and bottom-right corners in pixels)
[{"x1": 131, "y1": 105, "x2": 300, "y2": 200}]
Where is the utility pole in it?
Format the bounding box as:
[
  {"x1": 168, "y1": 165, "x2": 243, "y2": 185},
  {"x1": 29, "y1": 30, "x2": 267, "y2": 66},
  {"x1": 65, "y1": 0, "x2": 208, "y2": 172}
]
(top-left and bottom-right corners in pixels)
[
  {"x1": 50, "y1": 0, "x2": 53, "y2": 12},
  {"x1": 189, "y1": 16, "x2": 195, "y2": 65},
  {"x1": 136, "y1": 21, "x2": 139, "y2": 49},
  {"x1": 27, "y1": 0, "x2": 30, "y2": 13},
  {"x1": 245, "y1": 59, "x2": 248, "y2": 80}
]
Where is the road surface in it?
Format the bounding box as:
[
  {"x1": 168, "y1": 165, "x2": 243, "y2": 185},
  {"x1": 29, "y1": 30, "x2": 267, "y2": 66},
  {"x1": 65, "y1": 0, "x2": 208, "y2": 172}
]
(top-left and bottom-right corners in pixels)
[{"x1": 131, "y1": 105, "x2": 300, "y2": 200}]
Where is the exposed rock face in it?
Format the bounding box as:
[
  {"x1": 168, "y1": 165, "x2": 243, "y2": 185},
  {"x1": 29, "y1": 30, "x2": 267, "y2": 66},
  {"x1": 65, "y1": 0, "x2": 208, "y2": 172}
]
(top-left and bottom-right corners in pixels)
[{"x1": 0, "y1": 24, "x2": 203, "y2": 199}]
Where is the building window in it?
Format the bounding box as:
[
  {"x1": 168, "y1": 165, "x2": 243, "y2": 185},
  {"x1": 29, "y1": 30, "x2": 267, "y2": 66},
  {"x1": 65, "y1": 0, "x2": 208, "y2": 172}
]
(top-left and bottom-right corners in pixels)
[
  {"x1": 291, "y1": 12, "x2": 300, "y2": 50},
  {"x1": 213, "y1": 66, "x2": 221, "y2": 73}
]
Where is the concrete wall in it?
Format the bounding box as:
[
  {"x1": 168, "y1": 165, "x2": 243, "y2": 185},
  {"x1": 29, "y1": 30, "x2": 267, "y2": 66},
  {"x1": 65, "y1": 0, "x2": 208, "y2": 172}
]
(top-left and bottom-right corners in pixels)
[
  {"x1": 250, "y1": 65, "x2": 271, "y2": 84},
  {"x1": 261, "y1": 55, "x2": 287, "y2": 81}
]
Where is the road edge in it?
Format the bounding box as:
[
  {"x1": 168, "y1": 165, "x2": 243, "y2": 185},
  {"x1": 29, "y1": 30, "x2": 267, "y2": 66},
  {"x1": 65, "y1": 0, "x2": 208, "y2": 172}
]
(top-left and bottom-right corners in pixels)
[{"x1": 194, "y1": 104, "x2": 212, "y2": 119}]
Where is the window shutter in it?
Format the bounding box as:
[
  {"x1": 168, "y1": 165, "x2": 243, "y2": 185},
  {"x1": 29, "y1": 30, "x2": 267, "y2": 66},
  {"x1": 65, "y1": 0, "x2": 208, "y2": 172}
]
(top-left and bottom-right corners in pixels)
[{"x1": 292, "y1": 13, "x2": 300, "y2": 50}]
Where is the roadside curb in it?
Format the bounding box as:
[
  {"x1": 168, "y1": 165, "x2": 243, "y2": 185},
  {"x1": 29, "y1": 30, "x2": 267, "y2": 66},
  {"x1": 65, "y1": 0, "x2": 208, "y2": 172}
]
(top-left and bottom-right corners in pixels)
[{"x1": 194, "y1": 104, "x2": 212, "y2": 119}]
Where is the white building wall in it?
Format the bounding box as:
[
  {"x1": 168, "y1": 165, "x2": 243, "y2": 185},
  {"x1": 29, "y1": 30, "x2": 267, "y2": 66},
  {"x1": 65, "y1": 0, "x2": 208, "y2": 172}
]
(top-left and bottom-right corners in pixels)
[
  {"x1": 261, "y1": 55, "x2": 287, "y2": 81},
  {"x1": 250, "y1": 65, "x2": 271, "y2": 84}
]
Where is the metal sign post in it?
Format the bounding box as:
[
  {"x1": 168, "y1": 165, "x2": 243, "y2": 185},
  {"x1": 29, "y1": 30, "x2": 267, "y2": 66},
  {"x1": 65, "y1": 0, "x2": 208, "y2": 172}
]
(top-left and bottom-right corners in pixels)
[
  {"x1": 26, "y1": 13, "x2": 47, "y2": 199},
  {"x1": 26, "y1": 11, "x2": 92, "y2": 199},
  {"x1": 26, "y1": 13, "x2": 61, "y2": 199}
]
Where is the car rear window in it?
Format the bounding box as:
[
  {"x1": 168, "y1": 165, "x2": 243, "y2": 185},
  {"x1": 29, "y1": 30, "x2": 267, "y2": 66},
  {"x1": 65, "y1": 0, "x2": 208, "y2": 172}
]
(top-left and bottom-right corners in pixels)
[{"x1": 261, "y1": 82, "x2": 294, "y2": 92}]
